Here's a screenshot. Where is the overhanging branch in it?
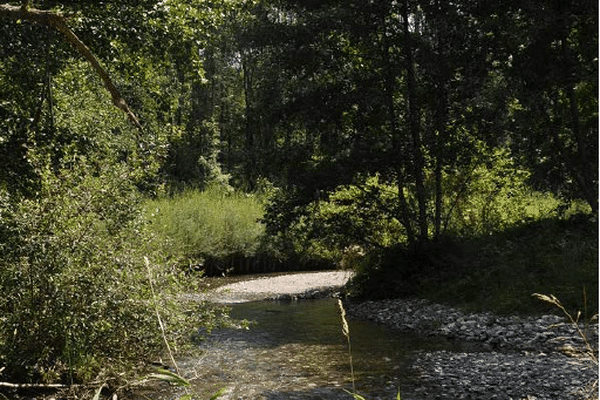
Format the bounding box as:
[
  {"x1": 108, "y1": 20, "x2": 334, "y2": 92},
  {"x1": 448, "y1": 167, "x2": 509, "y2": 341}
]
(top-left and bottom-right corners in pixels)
[{"x1": 0, "y1": 3, "x2": 144, "y2": 133}]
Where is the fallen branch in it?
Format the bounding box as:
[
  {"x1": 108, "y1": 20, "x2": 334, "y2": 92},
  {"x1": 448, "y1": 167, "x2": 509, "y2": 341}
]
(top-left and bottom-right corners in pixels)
[
  {"x1": 0, "y1": 3, "x2": 143, "y2": 133},
  {"x1": 0, "y1": 381, "x2": 68, "y2": 389}
]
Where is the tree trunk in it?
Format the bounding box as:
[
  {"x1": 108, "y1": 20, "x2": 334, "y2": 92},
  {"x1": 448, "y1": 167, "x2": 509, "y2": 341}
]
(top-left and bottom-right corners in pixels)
[
  {"x1": 559, "y1": 9, "x2": 598, "y2": 214},
  {"x1": 401, "y1": 0, "x2": 428, "y2": 242},
  {"x1": 242, "y1": 50, "x2": 255, "y2": 189},
  {"x1": 380, "y1": 4, "x2": 416, "y2": 245},
  {"x1": 387, "y1": 82, "x2": 415, "y2": 244},
  {"x1": 432, "y1": 0, "x2": 448, "y2": 238}
]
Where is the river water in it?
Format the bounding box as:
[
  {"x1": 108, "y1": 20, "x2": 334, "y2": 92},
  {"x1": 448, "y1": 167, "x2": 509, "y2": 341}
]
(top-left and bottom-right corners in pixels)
[{"x1": 166, "y1": 298, "x2": 475, "y2": 400}]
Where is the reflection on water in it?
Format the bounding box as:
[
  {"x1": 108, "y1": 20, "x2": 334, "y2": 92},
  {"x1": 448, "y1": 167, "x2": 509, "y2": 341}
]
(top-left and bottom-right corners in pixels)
[
  {"x1": 229, "y1": 297, "x2": 458, "y2": 362},
  {"x1": 177, "y1": 298, "x2": 463, "y2": 399}
]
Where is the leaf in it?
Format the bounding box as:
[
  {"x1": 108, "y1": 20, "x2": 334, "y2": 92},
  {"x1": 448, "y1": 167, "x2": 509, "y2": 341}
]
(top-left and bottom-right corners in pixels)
[
  {"x1": 209, "y1": 386, "x2": 228, "y2": 400},
  {"x1": 147, "y1": 368, "x2": 191, "y2": 387},
  {"x1": 343, "y1": 388, "x2": 367, "y2": 400},
  {"x1": 92, "y1": 384, "x2": 105, "y2": 400}
]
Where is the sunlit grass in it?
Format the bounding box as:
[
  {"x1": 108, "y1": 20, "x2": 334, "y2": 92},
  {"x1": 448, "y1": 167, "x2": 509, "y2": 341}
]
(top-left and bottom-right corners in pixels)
[{"x1": 144, "y1": 185, "x2": 266, "y2": 266}]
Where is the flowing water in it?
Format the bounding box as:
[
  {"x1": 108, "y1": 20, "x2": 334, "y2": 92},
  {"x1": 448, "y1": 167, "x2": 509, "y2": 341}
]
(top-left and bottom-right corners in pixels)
[{"x1": 161, "y1": 298, "x2": 474, "y2": 400}]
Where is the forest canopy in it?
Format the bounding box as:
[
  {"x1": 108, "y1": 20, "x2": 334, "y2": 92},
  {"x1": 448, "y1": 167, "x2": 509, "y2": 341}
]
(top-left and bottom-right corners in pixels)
[{"x1": 0, "y1": 0, "x2": 597, "y2": 392}]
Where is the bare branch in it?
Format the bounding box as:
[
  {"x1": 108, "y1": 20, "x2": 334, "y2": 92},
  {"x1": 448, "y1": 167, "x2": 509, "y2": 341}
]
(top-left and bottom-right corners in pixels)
[
  {"x1": 0, "y1": 3, "x2": 144, "y2": 133},
  {"x1": 0, "y1": 381, "x2": 68, "y2": 388}
]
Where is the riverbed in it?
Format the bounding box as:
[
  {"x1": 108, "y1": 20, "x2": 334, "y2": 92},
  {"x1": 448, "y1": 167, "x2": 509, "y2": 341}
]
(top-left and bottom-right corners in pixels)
[
  {"x1": 151, "y1": 271, "x2": 597, "y2": 400},
  {"x1": 179, "y1": 297, "x2": 482, "y2": 400}
]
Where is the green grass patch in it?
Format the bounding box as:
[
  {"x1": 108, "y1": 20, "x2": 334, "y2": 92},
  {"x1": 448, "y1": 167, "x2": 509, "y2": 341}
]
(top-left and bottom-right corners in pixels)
[{"x1": 144, "y1": 185, "x2": 266, "y2": 270}]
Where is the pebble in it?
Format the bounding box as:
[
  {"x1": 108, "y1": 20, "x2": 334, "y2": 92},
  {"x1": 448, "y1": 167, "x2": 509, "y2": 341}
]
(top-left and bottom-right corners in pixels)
[{"x1": 345, "y1": 298, "x2": 599, "y2": 400}]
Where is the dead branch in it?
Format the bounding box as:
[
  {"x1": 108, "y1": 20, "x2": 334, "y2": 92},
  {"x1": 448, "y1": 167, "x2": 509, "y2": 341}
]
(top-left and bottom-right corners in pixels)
[
  {"x1": 0, "y1": 381, "x2": 68, "y2": 388},
  {"x1": 0, "y1": 3, "x2": 144, "y2": 133}
]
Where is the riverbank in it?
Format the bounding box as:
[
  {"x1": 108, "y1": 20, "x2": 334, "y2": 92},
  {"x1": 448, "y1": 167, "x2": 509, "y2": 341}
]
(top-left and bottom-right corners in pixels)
[
  {"x1": 195, "y1": 270, "x2": 354, "y2": 303},
  {"x1": 346, "y1": 297, "x2": 598, "y2": 400},
  {"x1": 196, "y1": 271, "x2": 598, "y2": 400}
]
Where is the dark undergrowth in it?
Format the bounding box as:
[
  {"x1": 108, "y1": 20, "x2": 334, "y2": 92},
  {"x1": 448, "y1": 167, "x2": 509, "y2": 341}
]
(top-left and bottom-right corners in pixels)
[{"x1": 345, "y1": 214, "x2": 598, "y2": 316}]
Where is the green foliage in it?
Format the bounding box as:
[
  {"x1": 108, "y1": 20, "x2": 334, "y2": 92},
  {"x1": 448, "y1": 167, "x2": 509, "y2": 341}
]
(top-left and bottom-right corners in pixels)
[
  {"x1": 315, "y1": 175, "x2": 403, "y2": 250},
  {"x1": 266, "y1": 175, "x2": 402, "y2": 268},
  {"x1": 443, "y1": 145, "x2": 563, "y2": 237},
  {"x1": 0, "y1": 28, "x2": 227, "y2": 385},
  {"x1": 147, "y1": 368, "x2": 191, "y2": 388},
  {"x1": 0, "y1": 0, "x2": 597, "y2": 390},
  {"x1": 144, "y1": 185, "x2": 266, "y2": 267},
  {"x1": 0, "y1": 162, "x2": 144, "y2": 381},
  {"x1": 268, "y1": 145, "x2": 576, "y2": 270},
  {"x1": 346, "y1": 215, "x2": 598, "y2": 316},
  {"x1": 0, "y1": 155, "x2": 229, "y2": 385}
]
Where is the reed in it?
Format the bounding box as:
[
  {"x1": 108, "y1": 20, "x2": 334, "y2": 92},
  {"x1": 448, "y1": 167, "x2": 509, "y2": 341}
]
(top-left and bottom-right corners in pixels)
[
  {"x1": 532, "y1": 292, "x2": 598, "y2": 400},
  {"x1": 337, "y1": 299, "x2": 401, "y2": 400},
  {"x1": 337, "y1": 299, "x2": 356, "y2": 395},
  {"x1": 144, "y1": 185, "x2": 266, "y2": 266}
]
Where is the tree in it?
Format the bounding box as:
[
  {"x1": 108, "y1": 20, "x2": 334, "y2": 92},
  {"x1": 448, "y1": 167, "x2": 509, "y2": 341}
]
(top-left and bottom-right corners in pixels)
[
  {"x1": 502, "y1": 0, "x2": 598, "y2": 213},
  {"x1": 0, "y1": 0, "x2": 232, "y2": 386},
  {"x1": 0, "y1": 3, "x2": 142, "y2": 130}
]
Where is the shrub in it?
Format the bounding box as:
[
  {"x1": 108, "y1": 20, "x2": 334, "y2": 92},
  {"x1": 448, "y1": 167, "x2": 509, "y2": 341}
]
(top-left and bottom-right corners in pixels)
[
  {"x1": 0, "y1": 157, "x2": 224, "y2": 385},
  {"x1": 442, "y1": 145, "x2": 571, "y2": 237},
  {"x1": 0, "y1": 53, "x2": 227, "y2": 389},
  {"x1": 262, "y1": 175, "x2": 403, "y2": 270}
]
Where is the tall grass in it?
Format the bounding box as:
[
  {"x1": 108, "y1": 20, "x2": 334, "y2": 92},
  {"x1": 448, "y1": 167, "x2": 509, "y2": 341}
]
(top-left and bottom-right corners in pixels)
[
  {"x1": 533, "y1": 293, "x2": 598, "y2": 400},
  {"x1": 144, "y1": 185, "x2": 266, "y2": 267},
  {"x1": 337, "y1": 299, "x2": 401, "y2": 400}
]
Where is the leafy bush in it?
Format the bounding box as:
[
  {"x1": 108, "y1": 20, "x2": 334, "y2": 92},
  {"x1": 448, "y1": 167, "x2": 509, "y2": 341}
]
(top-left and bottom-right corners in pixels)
[
  {"x1": 312, "y1": 175, "x2": 403, "y2": 251},
  {"x1": 444, "y1": 146, "x2": 563, "y2": 237},
  {"x1": 265, "y1": 144, "x2": 585, "y2": 273},
  {"x1": 262, "y1": 175, "x2": 403, "y2": 269},
  {"x1": 0, "y1": 155, "x2": 223, "y2": 384},
  {"x1": 0, "y1": 60, "x2": 227, "y2": 386}
]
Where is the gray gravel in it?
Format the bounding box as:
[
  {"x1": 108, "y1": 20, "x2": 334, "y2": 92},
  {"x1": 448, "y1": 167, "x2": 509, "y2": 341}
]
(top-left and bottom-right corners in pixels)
[{"x1": 346, "y1": 298, "x2": 599, "y2": 400}]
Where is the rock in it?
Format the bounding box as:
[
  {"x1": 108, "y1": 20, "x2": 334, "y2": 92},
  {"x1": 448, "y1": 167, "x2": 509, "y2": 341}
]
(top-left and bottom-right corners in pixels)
[{"x1": 345, "y1": 298, "x2": 598, "y2": 400}]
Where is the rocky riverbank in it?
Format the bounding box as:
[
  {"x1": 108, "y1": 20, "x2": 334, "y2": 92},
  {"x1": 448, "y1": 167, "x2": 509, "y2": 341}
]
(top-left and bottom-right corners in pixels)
[
  {"x1": 346, "y1": 298, "x2": 598, "y2": 400},
  {"x1": 346, "y1": 298, "x2": 598, "y2": 353},
  {"x1": 191, "y1": 271, "x2": 598, "y2": 399}
]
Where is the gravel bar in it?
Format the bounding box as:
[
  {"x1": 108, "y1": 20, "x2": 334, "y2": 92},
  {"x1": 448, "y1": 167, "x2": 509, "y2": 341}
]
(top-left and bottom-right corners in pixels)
[
  {"x1": 346, "y1": 298, "x2": 599, "y2": 400},
  {"x1": 202, "y1": 270, "x2": 354, "y2": 303}
]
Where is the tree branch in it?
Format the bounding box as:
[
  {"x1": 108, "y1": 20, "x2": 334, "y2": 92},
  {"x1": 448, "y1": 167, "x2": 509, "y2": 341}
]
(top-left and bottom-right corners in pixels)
[
  {"x1": 0, "y1": 3, "x2": 144, "y2": 133},
  {"x1": 0, "y1": 381, "x2": 68, "y2": 388}
]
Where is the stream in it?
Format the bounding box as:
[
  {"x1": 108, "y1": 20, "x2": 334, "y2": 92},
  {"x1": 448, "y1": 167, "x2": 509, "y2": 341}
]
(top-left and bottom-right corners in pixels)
[{"x1": 162, "y1": 298, "x2": 480, "y2": 400}]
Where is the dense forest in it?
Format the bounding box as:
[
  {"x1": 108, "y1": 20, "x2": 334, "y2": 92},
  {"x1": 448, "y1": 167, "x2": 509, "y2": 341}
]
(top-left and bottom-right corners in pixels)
[{"x1": 0, "y1": 0, "x2": 597, "y2": 394}]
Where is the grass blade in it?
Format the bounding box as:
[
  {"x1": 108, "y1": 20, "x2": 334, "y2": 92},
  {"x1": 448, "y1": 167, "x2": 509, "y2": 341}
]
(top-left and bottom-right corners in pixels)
[
  {"x1": 209, "y1": 386, "x2": 228, "y2": 400},
  {"x1": 147, "y1": 368, "x2": 191, "y2": 387},
  {"x1": 92, "y1": 384, "x2": 105, "y2": 400}
]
